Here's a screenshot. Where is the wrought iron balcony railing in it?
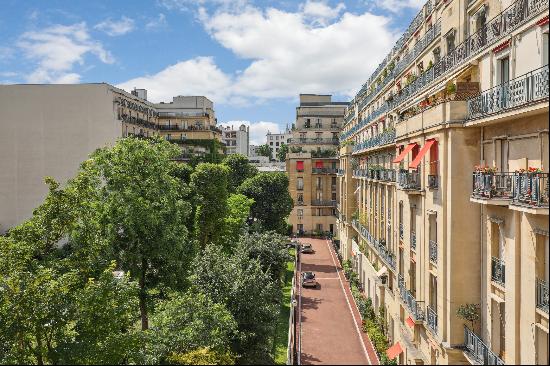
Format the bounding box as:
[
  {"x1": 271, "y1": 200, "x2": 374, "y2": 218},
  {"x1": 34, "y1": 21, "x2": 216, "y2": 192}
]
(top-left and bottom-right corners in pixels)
[
  {"x1": 341, "y1": 105, "x2": 390, "y2": 140},
  {"x1": 512, "y1": 172, "x2": 549, "y2": 208},
  {"x1": 472, "y1": 172, "x2": 514, "y2": 199},
  {"x1": 398, "y1": 169, "x2": 421, "y2": 190},
  {"x1": 429, "y1": 240, "x2": 437, "y2": 264},
  {"x1": 312, "y1": 168, "x2": 338, "y2": 174},
  {"x1": 426, "y1": 305, "x2": 438, "y2": 334},
  {"x1": 411, "y1": 231, "x2": 417, "y2": 251},
  {"x1": 491, "y1": 256, "x2": 505, "y2": 286},
  {"x1": 289, "y1": 137, "x2": 339, "y2": 145},
  {"x1": 400, "y1": 285, "x2": 425, "y2": 321},
  {"x1": 537, "y1": 278, "x2": 548, "y2": 313},
  {"x1": 468, "y1": 65, "x2": 549, "y2": 120},
  {"x1": 311, "y1": 200, "x2": 337, "y2": 207},
  {"x1": 337, "y1": 169, "x2": 345, "y2": 176},
  {"x1": 351, "y1": 128, "x2": 396, "y2": 152},
  {"x1": 399, "y1": 223, "x2": 404, "y2": 240},
  {"x1": 464, "y1": 326, "x2": 505, "y2": 365},
  {"x1": 351, "y1": 220, "x2": 396, "y2": 270}
]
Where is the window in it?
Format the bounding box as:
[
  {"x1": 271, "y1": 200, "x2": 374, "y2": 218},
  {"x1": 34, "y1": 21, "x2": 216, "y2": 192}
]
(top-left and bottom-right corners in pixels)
[
  {"x1": 297, "y1": 177, "x2": 304, "y2": 190},
  {"x1": 499, "y1": 57, "x2": 510, "y2": 85},
  {"x1": 429, "y1": 140, "x2": 439, "y2": 175},
  {"x1": 316, "y1": 177, "x2": 322, "y2": 190},
  {"x1": 316, "y1": 224, "x2": 323, "y2": 232},
  {"x1": 332, "y1": 192, "x2": 337, "y2": 201},
  {"x1": 270, "y1": 142, "x2": 274, "y2": 146},
  {"x1": 297, "y1": 193, "x2": 304, "y2": 204},
  {"x1": 446, "y1": 31, "x2": 456, "y2": 53},
  {"x1": 543, "y1": 33, "x2": 549, "y2": 66},
  {"x1": 276, "y1": 142, "x2": 280, "y2": 146},
  {"x1": 297, "y1": 209, "x2": 303, "y2": 218},
  {"x1": 296, "y1": 161, "x2": 304, "y2": 172}
]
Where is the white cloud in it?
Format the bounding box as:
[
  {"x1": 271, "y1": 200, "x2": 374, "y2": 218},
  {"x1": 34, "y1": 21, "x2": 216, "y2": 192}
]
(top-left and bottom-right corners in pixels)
[
  {"x1": 17, "y1": 22, "x2": 114, "y2": 84},
  {"x1": 158, "y1": 0, "x2": 249, "y2": 13},
  {"x1": 219, "y1": 120, "x2": 282, "y2": 145},
  {"x1": 94, "y1": 16, "x2": 135, "y2": 36},
  {"x1": 0, "y1": 46, "x2": 14, "y2": 61},
  {"x1": 117, "y1": 56, "x2": 233, "y2": 103},
  {"x1": 301, "y1": 0, "x2": 346, "y2": 26},
  {"x1": 146, "y1": 13, "x2": 167, "y2": 30},
  {"x1": 202, "y1": 5, "x2": 396, "y2": 100},
  {"x1": 369, "y1": 0, "x2": 425, "y2": 12}
]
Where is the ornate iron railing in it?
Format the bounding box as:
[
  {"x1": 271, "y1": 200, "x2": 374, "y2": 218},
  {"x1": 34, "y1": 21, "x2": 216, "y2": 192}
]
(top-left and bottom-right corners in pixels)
[
  {"x1": 341, "y1": 104, "x2": 390, "y2": 140},
  {"x1": 426, "y1": 305, "x2": 438, "y2": 334},
  {"x1": 312, "y1": 168, "x2": 338, "y2": 174},
  {"x1": 511, "y1": 172, "x2": 549, "y2": 207},
  {"x1": 472, "y1": 172, "x2": 514, "y2": 199},
  {"x1": 429, "y1": 240, "x2": 438, "y2": 264},
  {"x1": 428, "y1": 175, "x2": 439, "y2": 189},
  {"x1": 468, "y1": 65, "x2": 549, "y2": 119},
  {"x1": 351, "y1": 220, "x2": 396, "y2": 270},
  {"x1": 311, "y1": 200, "x2": 337, "y2": 207},
  {"x1": 399, "y1": 169, "x2": 422, "y2": 190},
  {"x1": 411, "y1": 231, "x2": 417, "y2": 251},
  {"x1": 536, "y1": 278, "x2": 548, "y2": 313},
  {"x1": 289, "y1": 137, "x2": 339, "y2": 145},
  {"x1": 464, "y1": 326, "x2": 505, "y2": 365},
  {"x1": 399, "y1": 223, "x2": 404, "y2": 240},
  {"x1": 351, "y1": 129, "x2": 396, "y2": 153},
  {"x1": 491, "y1": 256, "x2": 505, "y2": 286},
  {"x1": 398, "y1": 273, "x2": 424, "y2": 321}
]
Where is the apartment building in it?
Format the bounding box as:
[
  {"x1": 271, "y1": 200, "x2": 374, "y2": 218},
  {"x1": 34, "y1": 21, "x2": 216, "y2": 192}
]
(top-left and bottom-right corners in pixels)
[
  {"x1": 221, "y1": 124, "x2": 250, "y2": 156},
  {"x1": 287, "y1": 94, "x2": 347, "y2": 235},
  {"x1": 266, "y1": 128, "x2": 292, "y2": 160},
  {"x1": 155, "y1": 96, "x2": 223, "y2": 161},
  {"x1": 0, "y1": 84, "x2": 222, "y2": 233},
  {"x1": 337, "y1": 0, "x2": 548, "y2": 364}
]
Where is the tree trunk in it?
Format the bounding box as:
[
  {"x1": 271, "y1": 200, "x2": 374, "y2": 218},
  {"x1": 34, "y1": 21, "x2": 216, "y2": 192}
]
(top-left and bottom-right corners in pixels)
[
  {"x1": 139, "y1": 258, "x2": 149, "y2": 330},
  {"x1": 35, "y1": 331, "x2": 44, "y2": 366}
]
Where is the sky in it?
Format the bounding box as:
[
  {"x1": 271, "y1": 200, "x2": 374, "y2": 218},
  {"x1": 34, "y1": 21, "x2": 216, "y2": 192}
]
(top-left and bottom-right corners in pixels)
[{"x1": 0, "y1": 0, "x2": 424, "y2": 145}]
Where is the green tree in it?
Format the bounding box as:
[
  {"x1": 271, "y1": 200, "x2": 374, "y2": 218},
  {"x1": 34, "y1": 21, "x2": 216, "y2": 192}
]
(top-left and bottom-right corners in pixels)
[
  {"x1": 147, "y1": 291, "x2": 237, "y2": 364},
  {"x1": 238, "y1": 173, "x2": 293, "y2": 233},
  {"x1": 223, "y1": 194, "x2": 254, "y2": 250},
  {"x1": 191, "y1": 163, "x2": 230, "y2": 248},
  {"x1": 84, "y1": 137, "x2": 193, "y2": 330},
  {"x1": 236, "y1": 232, "x2": 291, "y2": 285},
  {"x1": 191, "y1": 244, "x2": 279, "y2": 364},
  {"x1": 222, "y1": 154, "x2": 258, "y2": 192},
  {"x1": 276, "y1": 144, "x2": 288, "y2": 162},
  {"x1": 256, "y1": 144, "x2": 273, "y2": 159}
]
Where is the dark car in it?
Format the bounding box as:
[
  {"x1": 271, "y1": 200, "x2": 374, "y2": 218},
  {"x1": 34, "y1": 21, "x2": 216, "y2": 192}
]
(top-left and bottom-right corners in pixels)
[
  {"x1": 286, "y1": 240, "x2": 300, "y2": 249},
  {"x1": 301, "y1": 243, "x2": 314, "y2": 254},
  {"x1": 301, "y1": 271, "x2": 318, "y2": 288}
]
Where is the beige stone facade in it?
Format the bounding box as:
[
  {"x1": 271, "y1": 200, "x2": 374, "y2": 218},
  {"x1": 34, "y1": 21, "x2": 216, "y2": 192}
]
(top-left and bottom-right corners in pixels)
[
  {"x1": 337, "y1": 0, "x2": 548, "y2": 364},
  {"x1": 287, "y1": 94, "x2": 347, "y2": 235},
  {"x1": 0, "y1": 84, "x2": 221, "y2": 232}
]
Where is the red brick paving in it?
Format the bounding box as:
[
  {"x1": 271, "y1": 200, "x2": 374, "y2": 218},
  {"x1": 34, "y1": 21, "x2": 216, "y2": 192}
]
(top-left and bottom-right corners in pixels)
[{"x1": 298, "y1": 238, "x2": 379, "y2": 365}]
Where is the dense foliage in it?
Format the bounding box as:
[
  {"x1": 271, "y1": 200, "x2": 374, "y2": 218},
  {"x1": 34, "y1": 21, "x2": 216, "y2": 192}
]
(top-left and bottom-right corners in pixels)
[
  {"x1": 222, "y1": 154, "x2": 258, "y2": 192},
  {"x1": 0, "y1": 137, "x2": 294, "y2": 365}
]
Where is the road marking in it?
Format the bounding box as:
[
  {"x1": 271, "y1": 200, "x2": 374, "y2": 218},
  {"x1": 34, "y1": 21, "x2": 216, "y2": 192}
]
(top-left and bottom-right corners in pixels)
[{"x1": 325, "y1": 239, "x2": 374, "y2": 365}]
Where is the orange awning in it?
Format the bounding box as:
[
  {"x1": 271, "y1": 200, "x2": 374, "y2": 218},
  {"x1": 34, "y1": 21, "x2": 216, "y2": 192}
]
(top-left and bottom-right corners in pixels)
[
  {"x1": 409, "y1": 139, "x2": 436, "y2": 169},
  {"x1": 406, "y1": 316, "x2": 415, "y2": 328},
  {"x1": 393, "y1": 143, "x2": 417, "y2": 163},
  {"x1": 386, "y1": 342, "x2": 403, "y2": 360}
]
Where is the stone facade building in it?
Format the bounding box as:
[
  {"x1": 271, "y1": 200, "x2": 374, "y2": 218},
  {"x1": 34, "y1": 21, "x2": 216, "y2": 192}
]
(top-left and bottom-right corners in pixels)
[
  {"x1": 337, "y1": 0, "x2": 549, "y2": 364},
  {"x1": 287, "y1": 94, "x2": 347, "y2": 235}
]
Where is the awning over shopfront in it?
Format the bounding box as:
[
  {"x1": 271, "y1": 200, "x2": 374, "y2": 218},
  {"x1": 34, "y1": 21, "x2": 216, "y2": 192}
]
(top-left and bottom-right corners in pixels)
[
  {"x1": 386, "y1": 342, "x2": 403, "y2": 360},
  {"x1": 409, "y1": 139, "x2": 436, "y2": 169},
  {"x1": 393, "y1": 143, "x2": 417, "y2": 163},
  {"x1": 406, "y1": 316, "x2": 416, "y2": 328}
]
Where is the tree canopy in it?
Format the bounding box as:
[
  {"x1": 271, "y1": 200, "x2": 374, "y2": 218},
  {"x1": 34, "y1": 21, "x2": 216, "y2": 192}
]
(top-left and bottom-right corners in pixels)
[{"x1": 222, "y1": 154, "x2": 258, "y2": 192}]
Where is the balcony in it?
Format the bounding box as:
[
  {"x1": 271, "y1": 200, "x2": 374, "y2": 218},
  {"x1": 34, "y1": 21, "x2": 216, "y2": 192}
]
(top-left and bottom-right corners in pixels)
[
  {"x1": 289, "y1": 137, "x2": 339, "y2": 145},
  {"x1": 351, "y1": 220, "x2": 396, "y2": 270},
  {"x1": 511, "y1": 172, "x2": 549, "y2": 208},
  {"x1": 349, "y1": 128, "x2": 395, "y2": 152},
  {"x1": 471, "y1": 172, "x2": 514, "y2": 204},
  {"x1": 312, "y1": 168, "x2": 338, "y2": 174},
  {"x1": 410, "y1": 231, "x2": 417, "y2": 251},
  {"x1": 491, "y1": 257, "x2": 505, "y2": 287},
  {"x1": 467, "y1": 65, "x2": 549, "y2": 120},
  {"x1": 311, "y1": 200, "x2": 337, "y2": 207},
  {"x1": 398, "y1": 169, "x2": 421, "y2": 191},
  {"x1": 337, "y1": 169, "x2": 345, "y2": 176},
  {"x1": 429, "y1": 240, "x2": 437, "y2": 264},
  {"x1": 463, "y1": 326, "x2": 505, "y2": 365},
  {"x1": 537, "y1": 278, "x2": 548, "y2": 313},
  {"x1": 399, "y1": 223, "x2": 404, "y2": 240},
  {"x1": 398, "y1": 274, "x2": 425, "y2": 321},
  {"x1": 426, "y1": 305, "x2": 438, "y2": 335},
  {"x1": 158, "y1": 124, "x2": 186, "y2": 131}
]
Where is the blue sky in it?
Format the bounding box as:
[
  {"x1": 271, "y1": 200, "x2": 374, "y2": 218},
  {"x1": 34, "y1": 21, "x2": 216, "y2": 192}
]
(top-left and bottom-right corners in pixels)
[{"x1": 0, "y1": 0, "x2": 423, "y2": 144}]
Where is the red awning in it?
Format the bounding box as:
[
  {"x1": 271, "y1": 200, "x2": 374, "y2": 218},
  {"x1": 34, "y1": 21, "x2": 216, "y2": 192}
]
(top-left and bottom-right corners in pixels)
[
  {"x1": 409, "y1": 139, "x2": 436, "y2": 169},
  {"x1": 315, "y1": 161, "x2": 324, "y2": 168},
  {"x1": 386, "y1": 342, "x2": 403, "y2": 360},
  {"x1": 393, "y1": 143, "x2": 417, "y2": 163},
  {"x1": 296, "y1": 161, "x2": 304, "y2": 171},
  {"x1": 406, "y1": 316, "x2": 415, "y2": 328}
]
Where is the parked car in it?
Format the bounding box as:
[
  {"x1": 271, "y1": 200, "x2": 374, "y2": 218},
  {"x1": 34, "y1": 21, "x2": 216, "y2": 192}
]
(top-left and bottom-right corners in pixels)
[
  {"x1": 301, "y1": 243, "x2": 314, "y2": 254},
  {"x1": 286, "y1": 240, "x2": 300, "y2": 249},
  {"x1": 301, "y1": 271, "x2": 318, "y2": 288}
]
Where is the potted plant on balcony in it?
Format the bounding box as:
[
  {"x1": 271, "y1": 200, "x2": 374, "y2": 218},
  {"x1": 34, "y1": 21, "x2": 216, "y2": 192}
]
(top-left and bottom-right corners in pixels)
[{"x1": 457, "y1": 303, "x2": 480, "y2": 331}]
